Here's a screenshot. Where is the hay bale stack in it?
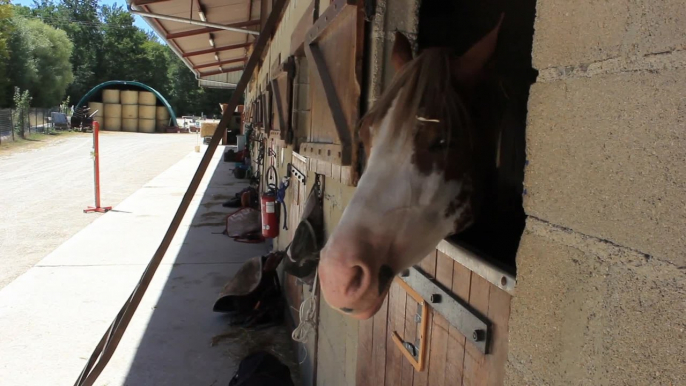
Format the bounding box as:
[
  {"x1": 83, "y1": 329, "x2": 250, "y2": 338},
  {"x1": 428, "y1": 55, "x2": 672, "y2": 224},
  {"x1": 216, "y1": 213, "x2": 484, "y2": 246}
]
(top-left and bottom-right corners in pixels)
[{"x1": 201, "y1": 121, "x2": 218, "y2": 137}]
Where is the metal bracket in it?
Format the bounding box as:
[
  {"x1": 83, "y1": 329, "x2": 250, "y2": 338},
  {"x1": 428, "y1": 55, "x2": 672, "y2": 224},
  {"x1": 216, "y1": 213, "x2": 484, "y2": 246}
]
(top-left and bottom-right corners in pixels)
[
  {"x1": 392, "y1": 278, "x2": 429, "y2": 371},
  {"x1": 399, "y1": 266, "x2": 492, "y2": 354},
  {"x1": 288, "y1": 163, "x2": 306, "y2": 185}
]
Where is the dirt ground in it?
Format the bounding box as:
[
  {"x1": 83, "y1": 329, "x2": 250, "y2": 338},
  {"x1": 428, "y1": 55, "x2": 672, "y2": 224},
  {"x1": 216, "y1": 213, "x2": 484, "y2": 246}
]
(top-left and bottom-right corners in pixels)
[
  {"x1": 0, "y1": 131, "x2": 81, "y2": 152},
  {"x1": 0, "y1": 131, "x2": 198, "y2": 289}
]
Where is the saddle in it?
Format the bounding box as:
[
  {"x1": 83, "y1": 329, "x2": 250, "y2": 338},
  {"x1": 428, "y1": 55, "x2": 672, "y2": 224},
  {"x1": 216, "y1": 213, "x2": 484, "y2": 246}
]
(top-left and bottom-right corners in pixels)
[
  {"x1": 213, "y1": 252, "x2": 285, "y2": 329},
  {"x1": 283, "y1": 176, "x2": 324, "y2": 285}
]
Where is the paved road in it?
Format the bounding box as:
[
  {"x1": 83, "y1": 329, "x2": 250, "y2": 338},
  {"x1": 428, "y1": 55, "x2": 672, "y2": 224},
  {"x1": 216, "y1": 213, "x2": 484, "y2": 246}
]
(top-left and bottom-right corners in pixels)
[{"x1": 0, "y1": 132, "x2": 197, "y2": 289}]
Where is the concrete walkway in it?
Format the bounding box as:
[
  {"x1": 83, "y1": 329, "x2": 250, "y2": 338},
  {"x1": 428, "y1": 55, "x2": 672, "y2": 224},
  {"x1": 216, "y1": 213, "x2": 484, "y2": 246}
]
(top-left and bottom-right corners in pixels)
[{"x1": 0, "y1": 146, "x2": 274, "y2": 385}]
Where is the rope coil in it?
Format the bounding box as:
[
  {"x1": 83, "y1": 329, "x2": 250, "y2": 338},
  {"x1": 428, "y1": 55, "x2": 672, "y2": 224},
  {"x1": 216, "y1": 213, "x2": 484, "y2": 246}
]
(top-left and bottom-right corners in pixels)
[{"x1": 291, "y1": 269, "x2": 319, "y2": 364}]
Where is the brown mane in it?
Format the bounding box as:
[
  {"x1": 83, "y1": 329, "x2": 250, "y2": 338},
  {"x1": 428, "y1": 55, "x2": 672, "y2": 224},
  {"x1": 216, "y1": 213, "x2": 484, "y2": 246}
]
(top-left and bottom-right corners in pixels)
[{"x1": 358, "y1": 48, "x2": 472, "y2": 151}]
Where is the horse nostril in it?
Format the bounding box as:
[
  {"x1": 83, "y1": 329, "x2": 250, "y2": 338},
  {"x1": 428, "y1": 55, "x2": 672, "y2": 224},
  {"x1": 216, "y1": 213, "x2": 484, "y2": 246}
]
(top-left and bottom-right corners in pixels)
[
  {"x1": 345, "y1": 265, "x2": 365, "y2": 296},
  {"x1": 378, "y1": 264, "x2": 395, "y2": 295}
]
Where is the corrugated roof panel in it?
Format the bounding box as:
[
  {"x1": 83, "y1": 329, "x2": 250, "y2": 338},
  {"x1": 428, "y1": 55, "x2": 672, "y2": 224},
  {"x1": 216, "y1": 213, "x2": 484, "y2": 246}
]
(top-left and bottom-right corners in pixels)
[{"x1": 132, "y1": 0, "x2": 256, "y2": 85}]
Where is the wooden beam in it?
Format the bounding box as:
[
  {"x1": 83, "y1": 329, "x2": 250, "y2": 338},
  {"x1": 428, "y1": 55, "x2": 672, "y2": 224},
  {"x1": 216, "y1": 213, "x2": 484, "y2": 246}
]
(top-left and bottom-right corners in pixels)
[
  {"x1": 199, "y1": 66, "x2": 244, "y2": 77},
  {"x1": 193, "y1": 57, "x2": 247, "y2": 69},
  {"x1": 182, "y1": 42, "x2": 252, "y2": 57},
  {"x1": 260, "y1": 0, "x2": 268, "y2": 30},
  {"x1": 132, "y1": 0, "x2": 171, "y2": 5},
  {"x1": 165, "y1": 20, "x2": 261, "y2": 39}
]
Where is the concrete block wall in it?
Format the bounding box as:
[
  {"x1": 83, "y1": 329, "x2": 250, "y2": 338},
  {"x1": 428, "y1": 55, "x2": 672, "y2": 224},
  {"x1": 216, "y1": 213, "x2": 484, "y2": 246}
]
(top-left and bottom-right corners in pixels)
[{"x1": 506, "y1": 0, "x2": 686, "y2": 384}]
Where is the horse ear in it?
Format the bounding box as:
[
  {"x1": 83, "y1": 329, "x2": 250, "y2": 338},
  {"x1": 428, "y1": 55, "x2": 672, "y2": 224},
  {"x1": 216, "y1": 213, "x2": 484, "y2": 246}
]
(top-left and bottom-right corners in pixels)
[
  {"x1": 391, "y1": 31, "x2": 413, "y2": 71},
  {"x1": 453, "y1": 14, "x2": 503, "y2": 82}
]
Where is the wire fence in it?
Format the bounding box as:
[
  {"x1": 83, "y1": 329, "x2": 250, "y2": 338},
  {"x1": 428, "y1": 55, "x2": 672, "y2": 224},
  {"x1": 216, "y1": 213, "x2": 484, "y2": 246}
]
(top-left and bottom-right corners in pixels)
[{"x1": 0, "y1": 106, "x2": 63, "y2": 144}]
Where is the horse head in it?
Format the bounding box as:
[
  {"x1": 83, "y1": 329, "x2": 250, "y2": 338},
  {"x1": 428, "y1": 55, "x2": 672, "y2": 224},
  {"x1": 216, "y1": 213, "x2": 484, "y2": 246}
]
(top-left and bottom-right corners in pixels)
[{"x1": 319, "y1": 17, "x2": 503, "y2": 319}]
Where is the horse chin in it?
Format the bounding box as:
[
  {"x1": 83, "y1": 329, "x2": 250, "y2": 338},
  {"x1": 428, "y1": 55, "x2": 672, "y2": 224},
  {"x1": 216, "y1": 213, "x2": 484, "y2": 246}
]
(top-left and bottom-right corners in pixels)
[{"x1": 346, "y1": 289, "x2": 389, "y2": 320}]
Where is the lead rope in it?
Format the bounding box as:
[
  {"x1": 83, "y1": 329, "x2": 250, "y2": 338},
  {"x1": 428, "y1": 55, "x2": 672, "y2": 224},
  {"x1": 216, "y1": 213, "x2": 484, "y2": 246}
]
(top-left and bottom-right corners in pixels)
[
  {"x1": 291, "y1": 268, "x2": 319, "y2": 364},
  {"x1": 290, "y1": 174, "x2": 323, "y2": 364}
]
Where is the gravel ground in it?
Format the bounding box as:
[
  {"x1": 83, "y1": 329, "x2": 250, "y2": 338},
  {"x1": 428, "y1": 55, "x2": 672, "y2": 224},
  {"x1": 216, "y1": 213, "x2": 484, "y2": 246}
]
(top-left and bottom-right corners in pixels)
[{"x1": 0, "y1": 131, "x2": 199, "y2": 289}]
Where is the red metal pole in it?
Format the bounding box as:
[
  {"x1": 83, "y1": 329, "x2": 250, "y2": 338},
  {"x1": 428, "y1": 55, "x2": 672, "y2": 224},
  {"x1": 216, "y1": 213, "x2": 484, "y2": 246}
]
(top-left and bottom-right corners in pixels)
[
  {"x1": 93, "y1": 121, "x2": 101, "y2": 208},
  {"x1": 84, "y1": 121, "x2": 111, "y2": 213}
]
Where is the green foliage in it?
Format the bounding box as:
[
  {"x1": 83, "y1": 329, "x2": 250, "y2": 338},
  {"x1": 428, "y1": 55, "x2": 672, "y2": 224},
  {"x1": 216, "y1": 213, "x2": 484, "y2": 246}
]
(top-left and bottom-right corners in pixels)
[
  {"x1": 6, "y1": 16, "x2": 74, "y2": 107},
  {"x1": 13, "y1": 87, "x2": 32, "y2": 138},
  {"x1": 0, "y1": 0, "x2": 13, "y2": 106},
  {"x1": 60, "y1": 95, "x2": 70, "y2": 114},
  {"x1": 99, "y1": 5, "x2": 147, "y2": 82},
  {"x1": 165, "y1": 47, "x2": 235, "y2": 117},
  {"x1": 1, "y1": 0, "x2": 238, "y2": 118}
]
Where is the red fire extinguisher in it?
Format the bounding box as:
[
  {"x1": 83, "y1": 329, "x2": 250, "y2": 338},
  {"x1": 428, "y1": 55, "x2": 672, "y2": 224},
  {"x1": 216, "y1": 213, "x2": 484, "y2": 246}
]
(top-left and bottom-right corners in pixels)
[{"x1": 261, "y1": 191, "x2": 279, "y2": 238}]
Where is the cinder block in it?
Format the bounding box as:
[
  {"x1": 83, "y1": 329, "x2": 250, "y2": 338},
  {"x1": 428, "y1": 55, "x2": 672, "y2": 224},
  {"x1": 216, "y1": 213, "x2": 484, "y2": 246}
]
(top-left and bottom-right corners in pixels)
[
  {"x1": 638, "y1": 1, "x2": 686, "y2": 55},
  {"x1": 532, "y1": 0, "x2": 629, "y2": 69},
  {"x1": 505, "y1": 219, "x2": 686, "y2": 386},
  {"x1": 533, "y1": 0, "x2": 686, "y2": 70},
  {"x1": 524, "y1": 69, "x2": 686, "y2": 265}
]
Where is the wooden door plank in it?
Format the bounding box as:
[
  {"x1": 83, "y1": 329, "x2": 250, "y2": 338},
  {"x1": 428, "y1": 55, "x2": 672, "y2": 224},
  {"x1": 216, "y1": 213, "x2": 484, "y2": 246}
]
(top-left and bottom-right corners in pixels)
[
  {"x1": 356, "y1": 313, "x2": 374, "y2": 385},
  {"x1": 401, "y1": 296, "x2": 418, "y2": 386},
  {"x1": 412, "y1": 249, "x2": 436, "y2": 386},
  {"x1": 426, "y1": 320, "x2": 448, "y2": 386},
  {"x1": 425, "y1": 252, "x2": 455, "y2": 386},
  {"x1": 412, "y1": 303, "x2": 432, "y2": 386},
  {"x1": 486, "y1": 288, "x2": 511, "y2": 386},
  {"x1": 446, "y1": 261, "x2": 472, "y2": 385},
  {"x1": 462, "y1": 274, "x2": 490, "y2": 386},
  {"x1": 271, "y1": 78, "x2": 287, "y2": 132},
  {"x1": 372, "y1": 296, "x2": 390, "y2": 386},
  {"x1": 304, "y1": 42, "x2": 352, "y2": 162},
  {"x1": 419, "y1": 251, "x2": 437, "y2": 277},
  {"x1": 385, "y1": 281, "x2": 407, "y2": 386}
]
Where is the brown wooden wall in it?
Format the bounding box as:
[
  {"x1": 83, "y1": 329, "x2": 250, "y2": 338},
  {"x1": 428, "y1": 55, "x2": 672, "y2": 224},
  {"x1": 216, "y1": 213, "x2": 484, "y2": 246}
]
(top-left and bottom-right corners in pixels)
[{"x1": 356, "y1": 251, "x2": 512, "y2": 386}]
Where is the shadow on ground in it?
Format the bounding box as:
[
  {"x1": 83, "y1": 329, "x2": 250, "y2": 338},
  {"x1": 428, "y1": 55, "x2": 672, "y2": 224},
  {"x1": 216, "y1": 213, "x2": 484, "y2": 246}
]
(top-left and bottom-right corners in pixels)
[{"x1": 118, "y1": 147, "x2": 301, "y2": 386}]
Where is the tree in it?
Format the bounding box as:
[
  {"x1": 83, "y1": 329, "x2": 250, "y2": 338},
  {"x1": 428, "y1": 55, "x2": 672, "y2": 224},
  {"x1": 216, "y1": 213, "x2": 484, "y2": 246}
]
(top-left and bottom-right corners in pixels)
[
  {"x1": 2, "y1": 0, "x2": 237, "y2": 116},
  {"x1": 99, "y1": 5, "x2": 149, "y2": 83},
  {"x1": 141, "y1": 38, "x2": 170, "y2": 95},
  {"x1": 164, "y1": 46, "x2": 235, "y2": 117},
  {"x1": 6, "y1": 16, "x2": 74, "y2": 107},
  {"x1": 30, "y1": 0, "x2": 102, "y2": 103},
  {"x1": 0, "y1": 0, "x2": 13, "y2": 106},
  {"x1": 13, "y1": 87, "x2": 32, "y2": 138}
]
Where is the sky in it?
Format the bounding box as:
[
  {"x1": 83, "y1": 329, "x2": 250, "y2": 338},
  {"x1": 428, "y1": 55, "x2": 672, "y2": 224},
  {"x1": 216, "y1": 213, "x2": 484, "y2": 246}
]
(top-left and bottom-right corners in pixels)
[{"x1": 12, "y1": 0, "x2": 157, "y2": 35}]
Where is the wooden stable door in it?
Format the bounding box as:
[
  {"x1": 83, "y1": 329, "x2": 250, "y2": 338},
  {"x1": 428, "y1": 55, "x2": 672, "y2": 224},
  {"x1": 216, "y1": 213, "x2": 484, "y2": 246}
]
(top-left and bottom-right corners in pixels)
[
  {"x1": 357, "y1": 251, "x2": 512, "y2": 386},
  {"x1": 301, "y1": 0, "x2": 364, "y2": 184},
  {"x1": 270, "y1": 56, "x2": 295, "y2": 144}
]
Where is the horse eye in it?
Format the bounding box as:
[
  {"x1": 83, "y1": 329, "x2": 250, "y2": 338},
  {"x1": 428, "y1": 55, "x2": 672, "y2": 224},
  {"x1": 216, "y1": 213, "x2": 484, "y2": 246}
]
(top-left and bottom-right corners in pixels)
[{"x1": 428, "y1": 137, "x2": 447, "y2": 152}]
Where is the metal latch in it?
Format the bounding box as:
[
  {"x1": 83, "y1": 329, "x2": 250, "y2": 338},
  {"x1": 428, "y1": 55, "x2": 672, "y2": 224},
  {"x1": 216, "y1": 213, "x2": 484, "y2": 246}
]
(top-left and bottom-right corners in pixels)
[
  {"x1": 399, "y1": 266, "x2": 492, "y2": 354},
  {"x1": 288, "y1": 163, "x2": 306, "y2": 184}
]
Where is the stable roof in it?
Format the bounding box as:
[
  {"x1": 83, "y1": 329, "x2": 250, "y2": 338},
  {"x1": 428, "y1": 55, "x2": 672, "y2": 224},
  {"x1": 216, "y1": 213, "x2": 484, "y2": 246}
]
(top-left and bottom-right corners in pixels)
[{"x1": 129, "y1": 0, "x2": 263, "y2": 87}]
